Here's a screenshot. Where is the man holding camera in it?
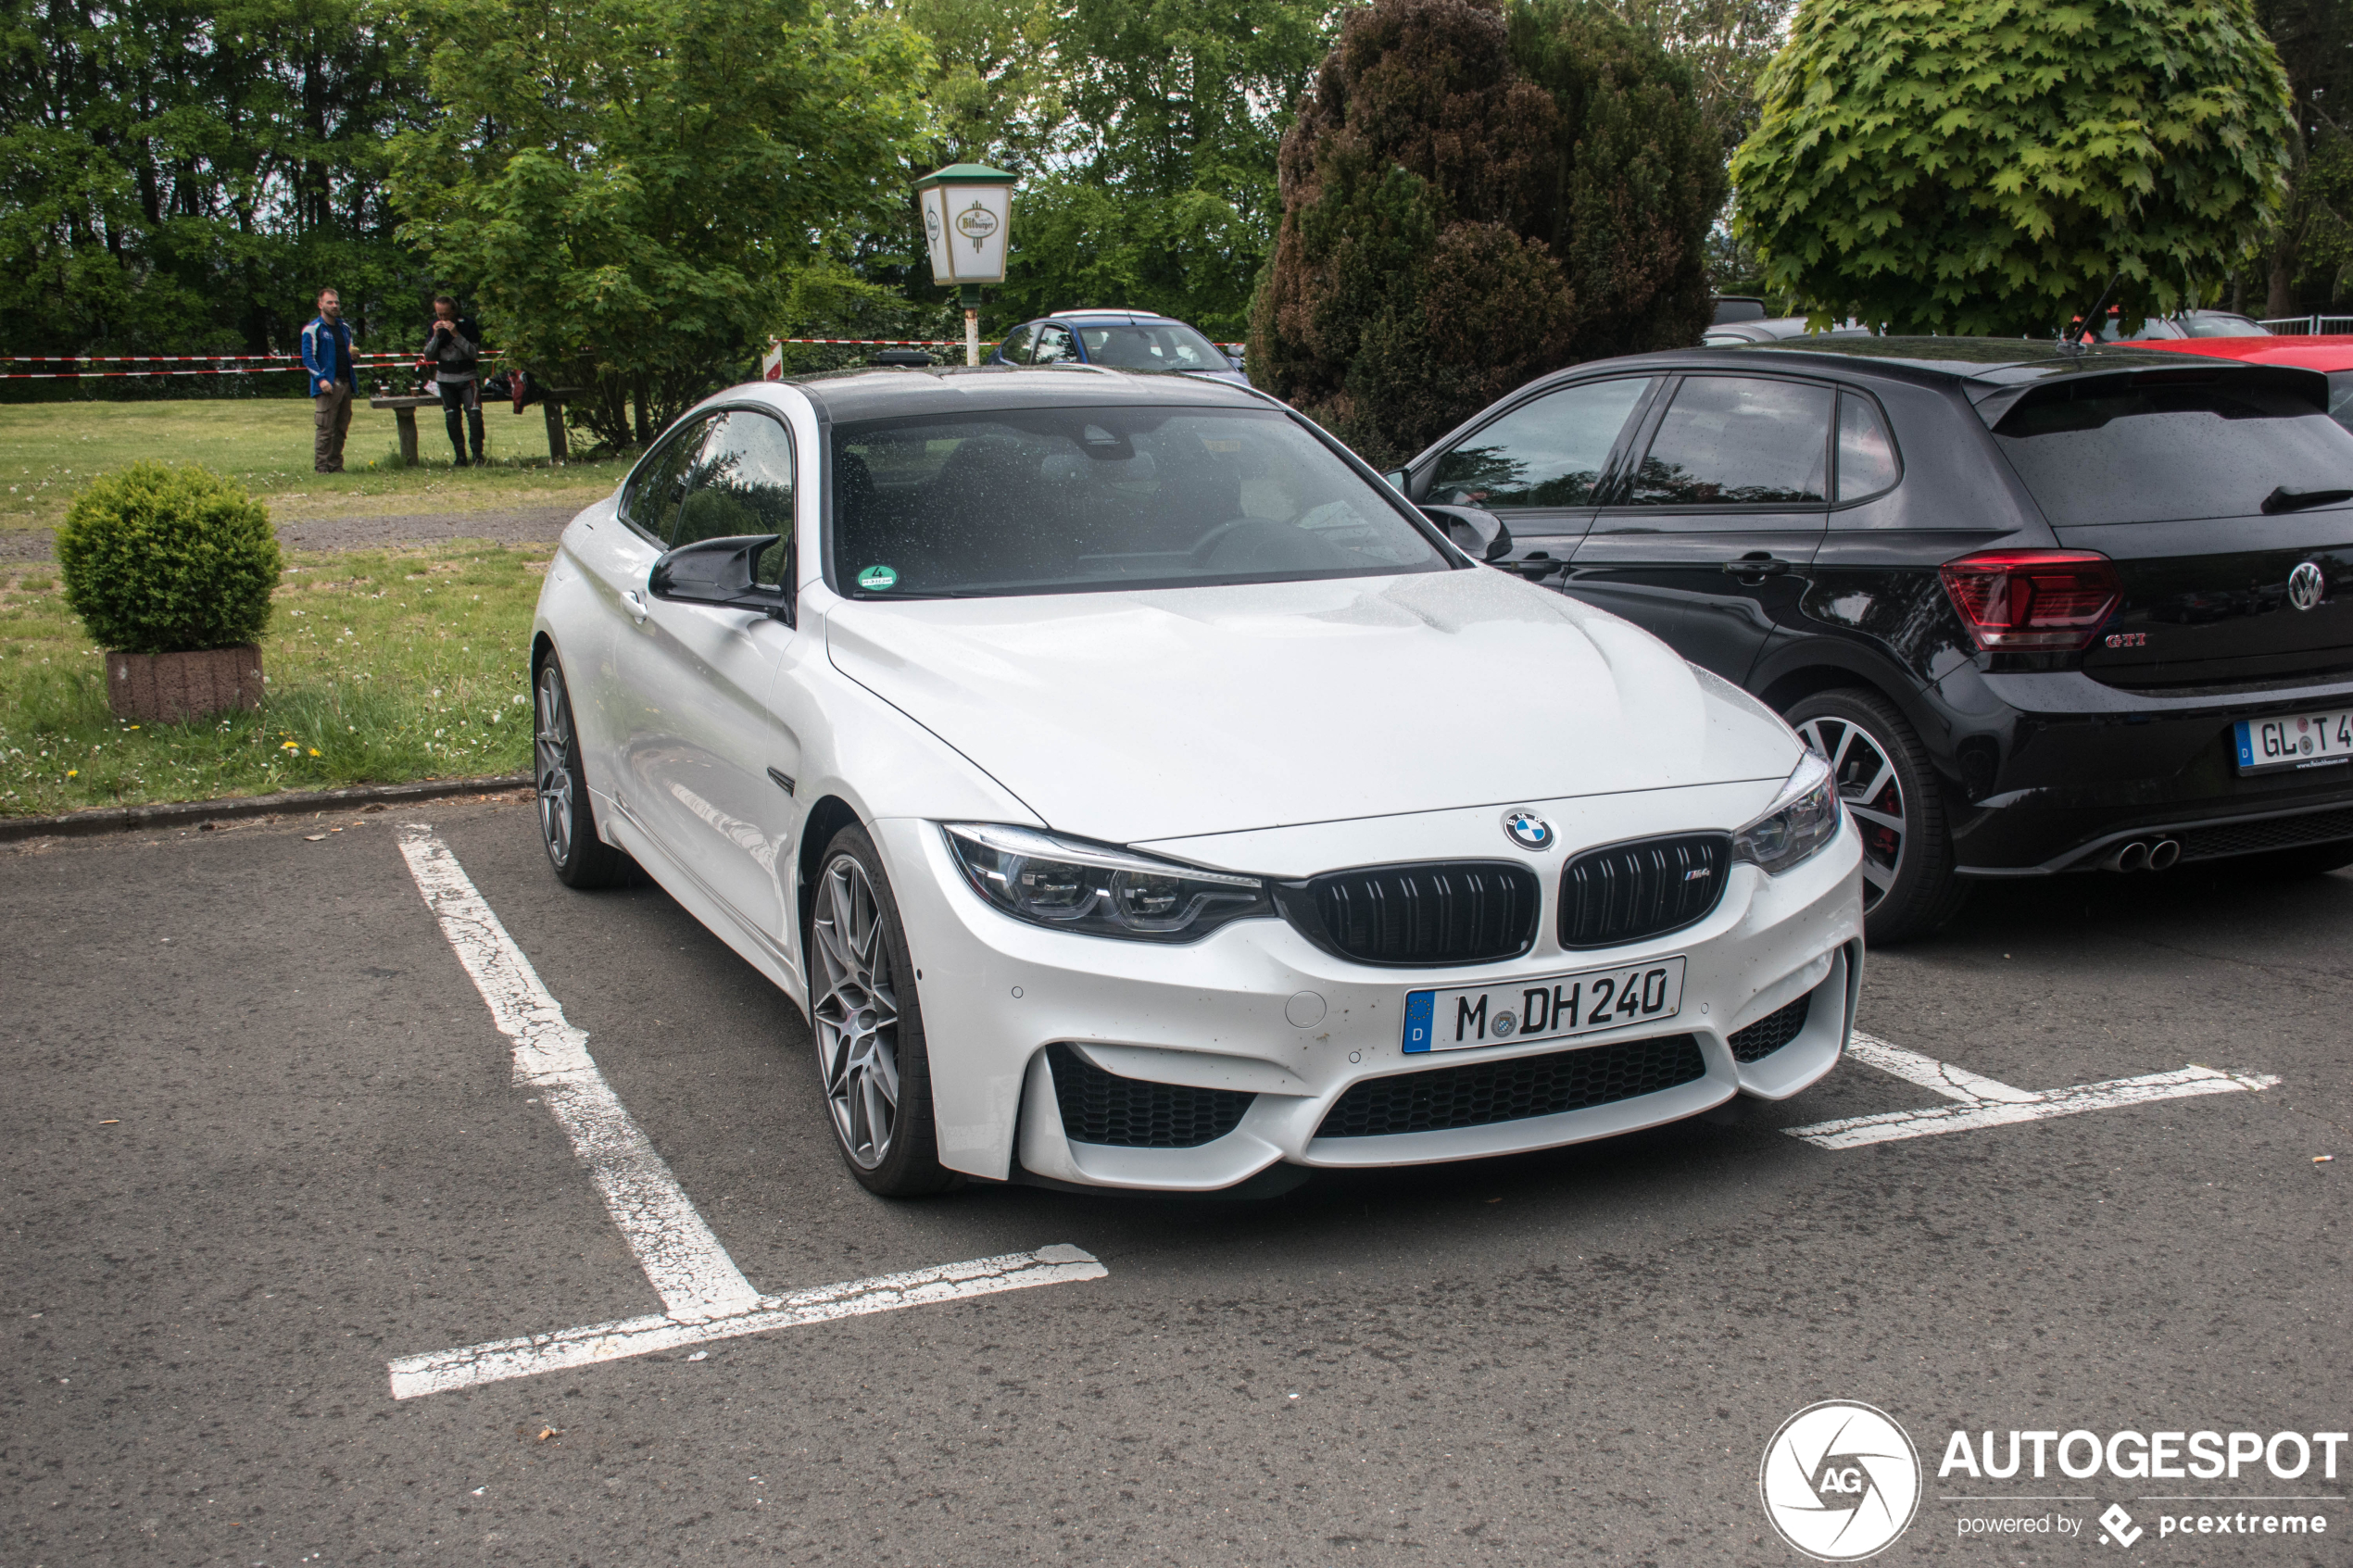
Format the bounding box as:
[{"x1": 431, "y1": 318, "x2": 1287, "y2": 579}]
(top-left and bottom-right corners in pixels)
[
  {"x1": 300, "y1": 288, "x2": 356, "y2": 473},
  {"x1": 420, "y1": 295, "x2": 485, "y2": 467}
]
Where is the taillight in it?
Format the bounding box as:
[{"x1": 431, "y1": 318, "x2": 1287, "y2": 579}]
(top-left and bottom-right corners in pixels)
[{"x1": 1938, "y1": 550, "x2": 2121, "y2": 651}]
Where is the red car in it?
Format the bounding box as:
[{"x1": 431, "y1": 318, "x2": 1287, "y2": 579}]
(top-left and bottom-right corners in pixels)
[{"x1": 2134, "y1": 333, "x2": 2353, "y2": 430}]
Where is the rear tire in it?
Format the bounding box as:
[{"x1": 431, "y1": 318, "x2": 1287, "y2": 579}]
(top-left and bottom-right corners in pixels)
[
  {"x1": 808, "y1": 824, "x2": 956, "y2": 1198},
  {"x1": 534, "y1": 655, "x2": 631, "y2": 889},
  {"x1": 1785, "y1": 687, "x2": 1969, "y2": 946}
]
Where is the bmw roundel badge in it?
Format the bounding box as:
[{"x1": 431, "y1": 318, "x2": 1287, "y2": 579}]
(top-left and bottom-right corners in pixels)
[{"x1": 1503, "y1": 809, "x2": 1555, "y2": 851}]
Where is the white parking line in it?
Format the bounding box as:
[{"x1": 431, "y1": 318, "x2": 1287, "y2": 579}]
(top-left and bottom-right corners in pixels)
[
  {"x1": 387, "y1": 1246, "x2": 1106, "y2": 1399},
  {"x1": 1792, "y1": 1031, "x2": 2280, "y2": 1150},
  {"x1": 389, "y1": 826, "x2": 1105, "y2": 1399}
]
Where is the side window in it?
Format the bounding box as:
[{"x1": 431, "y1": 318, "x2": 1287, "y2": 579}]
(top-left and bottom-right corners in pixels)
[
  {"x1": 997, "y1": 322, "x2": 1037, "y2": 364},
  {"x1": 675, "y1": 410, "x2": 797, "y2": 585},
  {"x1": 620, "y1": 417, "x2": 713, "y2": 543},
  {"x1": 1428, "y1": 378, "x2": 1652, "y2": 508},
  {"x1": 1031, "y1": 323, "x2": 1075, "y2": 365},
  {"x1": 1627, "y1": 377, "x2": 1832, "y2": 507},
  {"x1": 1834, "y1": 393, "x2": 1900, "y2": 503}
]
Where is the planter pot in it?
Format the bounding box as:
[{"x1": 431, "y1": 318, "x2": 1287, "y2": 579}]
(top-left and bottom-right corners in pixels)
[{"x1": 106, "y1": 645, "x2": 264, "y2": 723}]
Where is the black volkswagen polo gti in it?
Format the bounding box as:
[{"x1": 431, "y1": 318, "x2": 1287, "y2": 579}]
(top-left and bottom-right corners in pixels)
[{"x1": 1391, "y1": 338, "x2": 2353, "y2": 943}]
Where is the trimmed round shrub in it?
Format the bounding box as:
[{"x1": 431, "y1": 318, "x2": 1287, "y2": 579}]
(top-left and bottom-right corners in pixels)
[{"x1": 56, "y1": 461, "x2": 282, "y2": 654}]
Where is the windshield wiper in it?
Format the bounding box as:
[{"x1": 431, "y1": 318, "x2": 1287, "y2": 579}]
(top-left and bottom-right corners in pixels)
[{"x1": 2260, "y1": 485, "x2": 2353, "y2": 514}]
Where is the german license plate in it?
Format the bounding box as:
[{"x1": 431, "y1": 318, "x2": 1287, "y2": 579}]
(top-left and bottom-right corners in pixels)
[
  {"x1": 2234, "y1": 709, "x2": 2353, "y2": 774},
  {"x1": 1403, "y1": 957, "x2": 1686, "y2": 1054}
]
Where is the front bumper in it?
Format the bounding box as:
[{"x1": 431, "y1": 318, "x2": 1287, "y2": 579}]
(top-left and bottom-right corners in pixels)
[
  {"x1": 876, "y1": 787, "x2": 1865, "y2": 1192},
  {"x1": 1938, "y1": 668, "x2": 2353, "y2": 873}
]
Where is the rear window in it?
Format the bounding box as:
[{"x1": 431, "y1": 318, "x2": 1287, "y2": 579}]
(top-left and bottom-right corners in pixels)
[
  {"x1": 1994, "y1": 379, "x2": 2353, "y2": 525},
  {"x1": 1075, "y1": 321, "x2": 1227, "y2": 373}
]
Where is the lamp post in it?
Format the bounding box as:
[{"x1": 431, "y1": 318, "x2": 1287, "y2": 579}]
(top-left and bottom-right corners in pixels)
[{"x1": 914, "y1": 163, "x2": 1015, "y2": 366}]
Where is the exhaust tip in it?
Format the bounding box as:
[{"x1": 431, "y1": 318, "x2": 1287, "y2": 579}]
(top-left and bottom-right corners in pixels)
[
  {"x1": 2110, "y1": 841, "x2": 2150, "y2": 872},
  {"x1": 2148, "y1": 839, "x2": 2181, "y2": 871}
]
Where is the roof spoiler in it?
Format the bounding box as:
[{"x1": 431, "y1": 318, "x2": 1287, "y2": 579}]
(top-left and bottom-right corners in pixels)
[{"x1": 1971, "y1": 361, "x2": 2330, "y2": 428}]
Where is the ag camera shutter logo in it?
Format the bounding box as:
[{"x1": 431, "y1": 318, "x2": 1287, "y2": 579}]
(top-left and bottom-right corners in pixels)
[{"x1": 1760, "y1": 1400, "x2": 1922, "y2": 1561}]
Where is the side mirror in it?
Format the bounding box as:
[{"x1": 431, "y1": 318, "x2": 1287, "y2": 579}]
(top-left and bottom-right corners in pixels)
[
  {"x1": 1383, "y1": 468, "x2": 1411, "y2": 495},
  {"x1": 649, "y1": 533, "x2": 791, "y2": 618},
  {"x1": 1420, "y1": 503, "x2": 1512, "y2": 563},
  {"x1": 1227, "y1": 354, "x2": 1247, "y2": 373}
]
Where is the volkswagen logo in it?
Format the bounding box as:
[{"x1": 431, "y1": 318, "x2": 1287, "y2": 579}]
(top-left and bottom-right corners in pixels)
[
  {"x1": 1759, "y1": 1400, "x2": 1921, "y2": 1561},
  {"x1": 2289, "y1": 560, "x2": 2327, "y2": 612},
  {"x1": 1502, "y1": 809, "x2": 1554, "y2": 851}
]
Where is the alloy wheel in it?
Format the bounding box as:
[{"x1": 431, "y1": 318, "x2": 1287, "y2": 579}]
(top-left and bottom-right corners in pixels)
[
  {"x1": 1795, "y1": 714, "x2": 1906, "y2": 910},
  {"x1": 812, "y1": 854, "x2": 901, "y2": 1169},
  {"x1": 535, "y1": 664, "x2": 575, "y2": 868}
]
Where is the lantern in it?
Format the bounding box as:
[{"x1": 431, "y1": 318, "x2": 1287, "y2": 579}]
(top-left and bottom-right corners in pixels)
[{"x1": 914, "y1": 164, "x2": 1016, "y2": 365}]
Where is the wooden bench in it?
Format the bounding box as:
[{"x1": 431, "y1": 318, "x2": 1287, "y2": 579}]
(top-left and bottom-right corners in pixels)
[{"x1": 368, "y1": 385, "x2": 586, "y2": 465}]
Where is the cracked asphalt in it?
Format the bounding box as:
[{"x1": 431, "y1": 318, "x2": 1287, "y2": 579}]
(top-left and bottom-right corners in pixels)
[{"x1": 3, "y1": 797, "x2": 2346, "y2": 1565}]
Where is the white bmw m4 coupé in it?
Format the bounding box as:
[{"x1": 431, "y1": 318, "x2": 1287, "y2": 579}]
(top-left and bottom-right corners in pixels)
[{"x1": 530, "y1": 367, "x2": 1864, "y2": 1196}]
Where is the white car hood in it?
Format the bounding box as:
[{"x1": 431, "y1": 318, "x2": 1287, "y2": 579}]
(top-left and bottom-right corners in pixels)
[{"x1": 824, "y1": 568, "x2": 1799, "y2": 845}]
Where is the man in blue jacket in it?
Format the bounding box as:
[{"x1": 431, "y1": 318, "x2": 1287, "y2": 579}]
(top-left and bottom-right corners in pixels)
[{"x1": 300, "y1": 288, "x2": 356, "y2": 473}]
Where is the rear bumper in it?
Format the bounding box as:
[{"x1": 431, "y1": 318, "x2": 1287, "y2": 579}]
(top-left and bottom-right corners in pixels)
[{"x1": 1938, "y1": 668, "x2": 2353, "y2": 872}]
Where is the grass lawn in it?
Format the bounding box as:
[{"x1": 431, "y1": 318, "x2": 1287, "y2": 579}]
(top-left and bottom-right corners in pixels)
[
  {"x1": 0, "y1": 398, "x2": 629, "y2": 531},
  {"x1": 0, "y1": 546, "x2": 547, "y2": 818}
]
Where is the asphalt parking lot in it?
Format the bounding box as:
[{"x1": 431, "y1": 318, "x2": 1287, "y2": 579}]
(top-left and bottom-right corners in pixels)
[{"x1": 4, "y1": 797, "x2": 2347, "y2": 1566}]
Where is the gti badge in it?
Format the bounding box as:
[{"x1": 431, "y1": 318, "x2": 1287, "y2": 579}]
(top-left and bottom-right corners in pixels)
[
  {"x1": 2288, "y1": 560, "x2": 2326, "y2": 612},
  {"x1": 1503, "y1": 809, "x2": 1555, "y2": 851}
]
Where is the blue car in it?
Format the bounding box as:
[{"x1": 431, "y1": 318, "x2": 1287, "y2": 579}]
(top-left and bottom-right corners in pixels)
[{"x1": 988, "y1": 309, "x2": 1249, "y2": 384}]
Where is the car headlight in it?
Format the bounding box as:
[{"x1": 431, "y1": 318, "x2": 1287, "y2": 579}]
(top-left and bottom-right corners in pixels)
[
  {"x1": 941, "y1": 823, "x2": 1275, "y2": 942},
  {"x1": 1732, "y1": 751, "x2": 1843, "y2": 875}
]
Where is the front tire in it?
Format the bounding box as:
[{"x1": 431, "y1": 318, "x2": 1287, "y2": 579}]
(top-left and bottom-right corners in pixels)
[
  {"x1": 809, "y1": 825, "x2": 955, "y2": 1197},
  {"x1": 1785, "y1": 687, "x2": 1969, "y2": 946},
  {"x1": 534, "y1": 655, "x2": 631, "y2": 889}
]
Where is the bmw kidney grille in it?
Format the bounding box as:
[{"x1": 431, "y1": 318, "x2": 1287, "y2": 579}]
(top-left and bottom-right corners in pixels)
[
  {"x1": 1277, "y1": 860, "x2": 1541, "y2": 967},
  {"x1": 1558, "y1": 833, "x2": 1732, "y2": 949}
]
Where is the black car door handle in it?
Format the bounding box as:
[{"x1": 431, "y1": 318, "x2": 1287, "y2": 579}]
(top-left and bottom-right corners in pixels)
[{"x1": 1723, "y1": 555, "x2": 1792, "y2": 579}]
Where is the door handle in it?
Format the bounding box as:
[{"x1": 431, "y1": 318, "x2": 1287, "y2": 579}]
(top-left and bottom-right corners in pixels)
[
  {"x1": 622, "y1": 589, "x2": 649, "y2": 623},
  {"x1": 1722, "y1": 555, "x2": 1792, "y2": 580}
]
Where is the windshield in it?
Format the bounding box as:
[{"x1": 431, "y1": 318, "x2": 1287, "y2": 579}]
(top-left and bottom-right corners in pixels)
[
  {"x1": 1994, "y1": 379, "x2": 2353, "y2": 525},
  {"x1": 830, "y1": 406, "x2": 1449, "y2": 598},
  {"x1": 2181, "y1": 313, "x2": 2269, "y2": 338},
  {"x1": 1076, "y1": 321, "x2": 1228, "y2": 372}
]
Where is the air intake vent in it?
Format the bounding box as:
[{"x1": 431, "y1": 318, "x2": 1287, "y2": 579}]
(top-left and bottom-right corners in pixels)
[
  {"x1": 1314, "y1": 1035, "x2": 1706, "y2": 1138},
  {"x1": 1279, "y1": 861, "x2": 1541, "y2": 968},
  {"x1": 1728, "y1": 989, "x2": 1811, "y2": 1063},
  {"x1": 1046, "y1": 1044, "x2": 1253, "y2": 1148},
  {"x1": 1558, "y1": 834, "x2": 1731, "y2": 949}
]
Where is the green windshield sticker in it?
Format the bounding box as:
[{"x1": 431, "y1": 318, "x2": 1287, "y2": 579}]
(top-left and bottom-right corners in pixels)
[{"x1": 857, "y1": 563, "x2": 899, "y2": 592}]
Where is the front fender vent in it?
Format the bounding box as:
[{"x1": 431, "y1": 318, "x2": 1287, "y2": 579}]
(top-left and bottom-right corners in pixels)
[
  {"x1": 1558, "y1": 833, "x2": 1731, "y2": 950},
  {"x1": 1728, "y1": 988, "x2": 1812, "y2": 1063},
  {"x1": 1046, "y1": 1044, "x2": 1253, "y2": 1148},
  {"x1": 1277, "y1": 860, "x2": 1541, "y2": 967}
]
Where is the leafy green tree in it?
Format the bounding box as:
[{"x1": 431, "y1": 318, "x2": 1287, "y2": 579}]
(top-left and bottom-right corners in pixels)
[
  {"x1": 986, "y1": 0, "x2": 1334, "y2": 339},
  {"x1": 2248, "y1": 0, "x2": 2353, "y2": 314},
  {"x1": 0, "y1": 0, "x2": 428, "y2": 371},
  {"x1": 1731, "y1": 0, "x2": 2296, "y2": 335},
  {"x1": 1608, "y1": 0, "x2": 1793, "y2": 152},
  {"x1": 1251, "y1": 0, "x2": 1719, "y2": 467},
  {"x1": 388, "y1": 0, "x2": 929, "y2": 446},
  {"x1": 894, "y1": 0, "x2": 1064, "y2": 171}
]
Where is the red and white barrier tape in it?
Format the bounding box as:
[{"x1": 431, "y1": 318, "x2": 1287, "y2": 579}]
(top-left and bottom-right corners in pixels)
[{"x1": 3, "y1": 351, "x2": 508, "y2": 380}]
